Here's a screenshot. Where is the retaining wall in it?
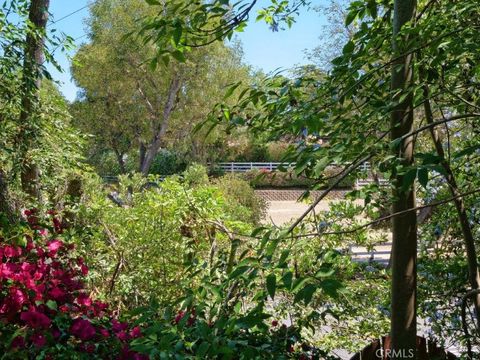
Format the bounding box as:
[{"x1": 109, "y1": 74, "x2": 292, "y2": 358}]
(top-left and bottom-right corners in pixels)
[{"x1": 254, "y1": 189, "x2": 349, "y2": 201}]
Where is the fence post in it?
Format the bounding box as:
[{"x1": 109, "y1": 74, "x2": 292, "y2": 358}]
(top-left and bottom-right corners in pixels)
[{"x1": 231, "y1": 163, "x2": 234, "y2": 173}]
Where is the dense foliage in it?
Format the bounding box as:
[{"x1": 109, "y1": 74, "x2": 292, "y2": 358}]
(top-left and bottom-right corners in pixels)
[{"x1": 2, "y1": 0, "x2": 480, "y2": 358}]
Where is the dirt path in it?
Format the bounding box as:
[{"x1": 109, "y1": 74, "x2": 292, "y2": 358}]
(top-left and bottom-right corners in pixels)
[
  {"x1": 263, "y1": 200, "x2": 331, "y2": 226},
  {"x1": 264, "y1": 200, "x2": 392, "y2": 264}
]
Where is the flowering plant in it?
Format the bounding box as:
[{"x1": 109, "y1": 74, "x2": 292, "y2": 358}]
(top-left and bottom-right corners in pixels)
[{"x1": 0, "y1": 209, "x2": 146, "y2": 359}]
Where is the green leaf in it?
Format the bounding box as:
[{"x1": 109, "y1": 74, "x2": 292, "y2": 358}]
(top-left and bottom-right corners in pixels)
[
  {"x1": 292, "y1": 277, "x2": 309, "y2": 292},
  {"x1": 282, "y1": 271, "x2": 293, "y2": 290},
  {"x1": 46, "y1": 300, "x2": 57, "y2": 310},
  {"x1": 345, "y1": 9, "x2": 357, "y2": 26},
  {"x1": 224, "y1": 82, "x2": 241, "y2": 100},
  {"x1": 417, "y1": 167, "x2": 428, "y2": 189},
  {"x1": 401, "y1": 168, "x2": 417, "y2": 191},
  {"x1": 315, "y1": 267, "x2": 335, "y2": 278},
  {"x1": 197, "y1": 342, "x2": 210, "y2": 357},
  {"x1": 266, "y1": 273, "x2": 276, "y2": 300},
  {"x1": 229, "y1": 266, "x2": 250, "y2": 279},
  {"x1": 294, "y1": 284, "x2": 317, "y2": 305},
  {"x1": 342, "y1": 40, "x2": 355, "y2": 55},
  {"x1": 172, "y1": 25, "x2": 182, "y2": 45},
  {"x1": 171, "y1": 50, "x2": 186, "y2": 62},
  {"x1": 320, "y1": 279, "x2": 344, "y2": 298}
]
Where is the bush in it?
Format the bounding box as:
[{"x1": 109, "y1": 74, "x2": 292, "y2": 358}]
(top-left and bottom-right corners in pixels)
[
  {"x1": 73, "y1": 174, "x2": 255, "y2": 309},
  {"x1": 0, "y1": 210, "x2": 146, "y2": 359},
  {"x1": 182, "y1": 163, "x2": 210, "y2": 187},
  {"x1": 0, "y1": 210, "x2": 334, "y2": 358},
  {"x1": 149, "y1": 149, "x2": 186, "y2": 176},
  {"x1": 213, "y1": 174, "x2": 267, "y2": 224}
]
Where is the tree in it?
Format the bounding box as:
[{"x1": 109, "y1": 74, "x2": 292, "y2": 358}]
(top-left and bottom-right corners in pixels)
[
  {"x1": 71, "y1": 0, "x2": 250, "y2": 175},
  {"x1": 18, "y1": 0, "x2": 50, "y2": 201},
  {"x1": 306, "y1": 0, "x2": 356, "y2": 71},
  {"x1": 389, "y1": 0, "x2": 417, "y2": 355},
  {"x1": 166, "y1": 0, "x2": 480, "y2": 355}
]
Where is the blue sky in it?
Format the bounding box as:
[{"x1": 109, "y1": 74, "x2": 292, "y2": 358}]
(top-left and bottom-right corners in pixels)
[{"x1": 47, "y1": 0, "x2": 326, "y2": 101}]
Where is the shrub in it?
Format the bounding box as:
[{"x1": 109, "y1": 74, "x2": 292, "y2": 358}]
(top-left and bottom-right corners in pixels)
[
  {"x1": 182, "y1": 163, "x2": 210, "y2": 187},
  {"x1": 213, "y1": 174, "x2": 267, "y2": 224},
  {"x1": 73, "y1": 174, "x2": 255, "y2": 309},
  {"x1": 149, "y1": 149, "x2": 186, "y2": 176},
  {"x1": 0, "y1": 210, "x2": 146, "y2": 359},
  {"x1": 0, "y1": 210, "x2": 337, "y2": 359}
]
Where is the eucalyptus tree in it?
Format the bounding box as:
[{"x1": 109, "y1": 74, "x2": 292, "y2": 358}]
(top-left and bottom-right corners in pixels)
[{"x1": 71, "y1": 0, "x2": 250, "y2": 175}]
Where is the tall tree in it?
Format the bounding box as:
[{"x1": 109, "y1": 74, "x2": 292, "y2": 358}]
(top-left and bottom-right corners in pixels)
[
  {"x1": 18, "y1": 0, "x2": 50, "y2": 201},
  {"x1": 72, "y1": 0, "x2": 250, "y2": 175},
  {"x1": 389, "y1": 0, "x2": 417, "y2": 356}
]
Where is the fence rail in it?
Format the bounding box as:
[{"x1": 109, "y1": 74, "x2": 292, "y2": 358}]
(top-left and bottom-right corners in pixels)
[{"x1": 212, "y1": 162, "x2": 293, "y2": 173}]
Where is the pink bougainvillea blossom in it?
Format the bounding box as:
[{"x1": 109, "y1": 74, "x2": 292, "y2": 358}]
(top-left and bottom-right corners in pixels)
[
  {"x1": 70, "y1": 318, "x2": 97, "y2": 341},
  {"x1": 20, "y1": 311, "x2": 51, "y2": 330}
]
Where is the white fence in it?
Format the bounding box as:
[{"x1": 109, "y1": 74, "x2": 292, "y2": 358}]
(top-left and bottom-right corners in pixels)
[
  {"x1": 213, "y1": 162, "x2": 293, "y2": 173},
  {"x1": 213, "y1": 162, "x2": 388, "y2": 188},
  {"x1": 102, "y1": 162, "x2": 388, "y2": 187}
]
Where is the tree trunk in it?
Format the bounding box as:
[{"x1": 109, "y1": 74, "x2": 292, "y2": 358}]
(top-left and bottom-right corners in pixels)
[
  {"x1": 423, "y1": 85, "x2": 480, "y2": 327},
  {"x1": 0, "y1": 170, "x2": 16, "y2": 223},
  {"x1": 113, "y1": 147, "x2": 127, "y2": 174},
  {"x1": 19, "y1": 0, "x2": 50, "y2": 201},
  {"x1": 139, "y1": 75, "x2": 182, "y2": 176},
  {"x1": 390, "y1": 0, "x2": 417, "y2": 358},
  {"x1": 139, "y1": 142, "x2": 146, "y2": 173}
]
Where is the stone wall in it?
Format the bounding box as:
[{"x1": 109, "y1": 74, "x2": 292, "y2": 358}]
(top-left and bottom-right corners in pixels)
[{"x1": 254, "y1": 189, "x2": 349, "y2": 201}]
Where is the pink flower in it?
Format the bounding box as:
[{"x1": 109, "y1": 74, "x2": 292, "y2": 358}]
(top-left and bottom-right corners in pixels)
[
  {"x1": 47, "y1": 240, "x2": 63, "y2": 253},
  {"x1": 0, "y1": 263, "x2": 16, "y2": 278},
  {"x1": 130, "y1": 326, "x2": 142, "y2": 339},
  {"x1": 26, "y1": 239, "x2": 35, "y2": 251},
  {"x1": 52, "y1": 218, "x2": 63, "y2": 233},
  {"x1": 70, "y1": 318, "x2": 96, "y2": 341},
  {"x1": 31, "y1": 333, "x2": 47, "y2": 348},
  {"x1": 116, "y1": 331, "x2": 129, "y2": 341},
  {"x1": 80, "y1": 264, "x2": 89, "y2": 276},
  {"x1": 49, "y1": 287, "x2": 65, "y2": 301},
  {"x1": 38, "y1": 229, "x2": 49, "y2": 237},
  {"x1": 3, "y1": 245, "x2": 20, "y2": 258},
  {"x1": 120, "y1": 346, "x2": 149, "y2": 360},
  {"x1": 112, "y1": 319, "x2": 128, "y2": 333},
  {"x1": 11, "y1": 336, "x2": 25, "y2": 349},
  {"x1": 174, "y1": 311, "x2": 185, "y2": 324},
  {"x1": 85, "y1": 343, "x2": 96, "y2": 353},
  {"x1": 119, "y1": 346, "x2": 149, "y2": 360},
  {"x1": 20, "y1": 311, "x2": 51, "y2": 329},
  {"x1": 76, "y1": 293, "x2": 92, "y2": 307},
  {"x1": 100, "y1": 328, "x2": 110, "y2": 338},
  {"x1": 20, "y1": 262, "x2": 35, "y2": 272},
  {"x1": 8, "y1": 287, "x2": 27, "y2": 309},
  {"x1": 51, "y1": 327, "x2": 61, "y2": 339}
]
